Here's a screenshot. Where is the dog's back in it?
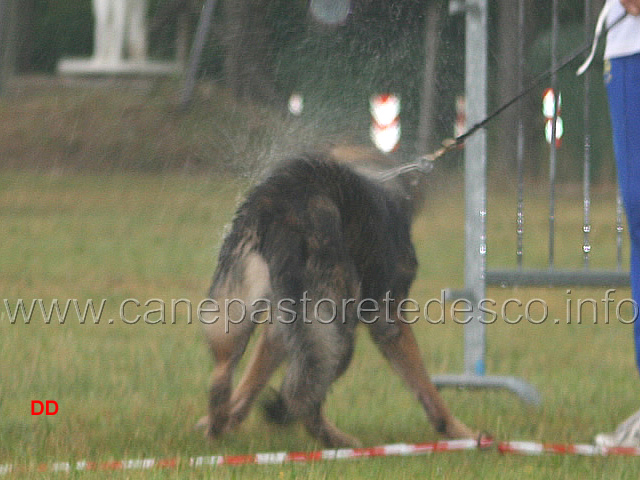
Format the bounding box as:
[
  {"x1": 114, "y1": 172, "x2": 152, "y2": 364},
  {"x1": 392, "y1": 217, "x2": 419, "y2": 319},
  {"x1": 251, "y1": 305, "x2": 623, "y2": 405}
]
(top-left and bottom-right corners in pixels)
[{"x1": 211, "y1": 152, "x2": 417, "y2": 304}]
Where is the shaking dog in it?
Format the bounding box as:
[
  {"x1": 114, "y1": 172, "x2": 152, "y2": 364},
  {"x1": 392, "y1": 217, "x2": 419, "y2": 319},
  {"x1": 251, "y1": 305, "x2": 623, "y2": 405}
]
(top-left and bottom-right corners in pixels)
[{"x1": 196, "y1": 147, "x2": 477, "y2": 447}]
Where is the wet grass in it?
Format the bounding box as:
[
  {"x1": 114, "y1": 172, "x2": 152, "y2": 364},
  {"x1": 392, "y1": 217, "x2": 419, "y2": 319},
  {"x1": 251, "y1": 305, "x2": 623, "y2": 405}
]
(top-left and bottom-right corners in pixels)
[
  {"x1": 1, "y1": 169, "x2": 639, "y2": 478},
  {"x1": 0, "y1": 76, "x2": 354, "y2": 175}
]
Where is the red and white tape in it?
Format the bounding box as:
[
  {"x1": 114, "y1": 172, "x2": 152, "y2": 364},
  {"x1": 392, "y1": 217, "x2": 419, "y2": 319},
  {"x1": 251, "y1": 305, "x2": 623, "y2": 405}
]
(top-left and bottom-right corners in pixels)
[
  {"x1": 2, "y1": 438, "x2": 640, "y2": 475},
  {"x1": 0, "y1": 439, "x2": 485, "y2": 475}
]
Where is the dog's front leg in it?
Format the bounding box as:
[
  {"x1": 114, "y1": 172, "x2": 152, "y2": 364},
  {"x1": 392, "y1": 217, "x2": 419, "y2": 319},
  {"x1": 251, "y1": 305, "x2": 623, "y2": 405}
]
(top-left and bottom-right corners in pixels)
[{"x1": 369, "y1": 320, "x2": 477, "y2": 439}]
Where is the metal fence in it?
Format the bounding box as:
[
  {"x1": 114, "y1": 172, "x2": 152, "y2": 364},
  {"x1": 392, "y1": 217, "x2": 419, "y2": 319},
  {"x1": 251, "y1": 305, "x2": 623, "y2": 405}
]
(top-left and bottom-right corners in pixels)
[{"x1": 432, "y1": 0, "x2": 629, "y2": 406}]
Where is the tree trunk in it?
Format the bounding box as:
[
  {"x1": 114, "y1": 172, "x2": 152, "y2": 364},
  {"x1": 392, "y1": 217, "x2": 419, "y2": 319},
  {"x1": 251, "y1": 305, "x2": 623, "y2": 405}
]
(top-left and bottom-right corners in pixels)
[
  {"x1": 0, "y1": 0, "x2": 25, "y2": 95},
  {"x1": 495, "y1": 0, "x2": 551, "y2": 176},
  {"x1": 0, "y1": 0, "x2": 10, "y2": 95},
  {"x1": 415, "y1": 0, "x2": 445, "y2": 154},
  {"x1": 494, "y1": 0, "x2": 522, "y2": 170},
  {"x1": 222, "y1": 0, "x2": 277, "y2": 104}
]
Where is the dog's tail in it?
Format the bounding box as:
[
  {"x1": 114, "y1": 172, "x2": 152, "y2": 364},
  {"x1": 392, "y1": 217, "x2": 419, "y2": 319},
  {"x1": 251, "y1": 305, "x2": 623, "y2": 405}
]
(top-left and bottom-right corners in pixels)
[{"x1": 261, "y1": 193, "x2": 361, "y2": 426}]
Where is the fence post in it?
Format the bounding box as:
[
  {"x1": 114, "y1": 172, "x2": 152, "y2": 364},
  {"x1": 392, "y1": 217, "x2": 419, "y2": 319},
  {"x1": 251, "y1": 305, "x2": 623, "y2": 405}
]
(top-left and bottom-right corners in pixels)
[
  {"x1": 462, "y1": 0, "x2": 488, "y2": 377},
  {"x1": 434, "y1": 0, "x2": 540, "y2": 405}
]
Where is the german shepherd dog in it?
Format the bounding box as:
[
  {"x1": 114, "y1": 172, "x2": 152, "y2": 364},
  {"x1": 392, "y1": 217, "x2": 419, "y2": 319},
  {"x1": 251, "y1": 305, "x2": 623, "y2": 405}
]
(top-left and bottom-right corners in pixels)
[{"x1": 196, "y1": 146, "x2": 477, "y2": 447}]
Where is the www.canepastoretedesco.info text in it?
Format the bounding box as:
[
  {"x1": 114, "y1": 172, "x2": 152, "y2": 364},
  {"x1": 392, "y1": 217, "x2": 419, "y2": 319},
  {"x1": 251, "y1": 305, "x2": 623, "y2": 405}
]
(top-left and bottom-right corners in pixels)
[{"x1": 2, "y1": 290, "x2": 638, "y2": 329}]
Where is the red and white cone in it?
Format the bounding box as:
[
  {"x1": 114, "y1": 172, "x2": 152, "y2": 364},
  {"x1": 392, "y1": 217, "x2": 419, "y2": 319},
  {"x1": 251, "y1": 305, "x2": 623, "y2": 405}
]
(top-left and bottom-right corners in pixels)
[{"x1": 370, "y1": 93, "x2": 401, "y2": 153}]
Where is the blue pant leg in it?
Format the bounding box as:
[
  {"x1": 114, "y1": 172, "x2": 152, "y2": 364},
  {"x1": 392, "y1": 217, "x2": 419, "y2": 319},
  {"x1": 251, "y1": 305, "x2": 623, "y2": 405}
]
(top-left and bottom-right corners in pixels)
[{"x1": 607, "y1": 53, "x2": 640, "y2": 374}]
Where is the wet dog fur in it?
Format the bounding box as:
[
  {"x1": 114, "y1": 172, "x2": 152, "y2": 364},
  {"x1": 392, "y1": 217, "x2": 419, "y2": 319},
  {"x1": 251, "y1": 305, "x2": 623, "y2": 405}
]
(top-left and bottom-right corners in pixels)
[{"x1": 196, "y1": 146, "x2": 477, "y2": 447}]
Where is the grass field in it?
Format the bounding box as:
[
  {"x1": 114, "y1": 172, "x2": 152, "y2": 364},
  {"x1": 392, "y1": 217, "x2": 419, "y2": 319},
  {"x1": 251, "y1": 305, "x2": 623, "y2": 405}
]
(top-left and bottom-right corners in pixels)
[{"x1": 1, "y1": 169, "x2": 640, "y2": 479}]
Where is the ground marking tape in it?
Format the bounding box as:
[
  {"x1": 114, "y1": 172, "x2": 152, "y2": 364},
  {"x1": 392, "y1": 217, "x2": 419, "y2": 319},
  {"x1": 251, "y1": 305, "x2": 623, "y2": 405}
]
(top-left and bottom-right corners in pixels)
[{"x1": 3, "y1": 439, "x2": 640, "y2": 475}]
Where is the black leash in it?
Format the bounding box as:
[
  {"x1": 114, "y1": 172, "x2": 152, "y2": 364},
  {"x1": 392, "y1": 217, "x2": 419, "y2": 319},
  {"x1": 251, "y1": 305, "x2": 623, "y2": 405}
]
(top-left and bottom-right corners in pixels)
[
  {"x1": 379, "y1": 10, "x2": 628, "y2": 181},
  {"x1": 452, "y1": 12, "x2": 627, "y2": 149}
]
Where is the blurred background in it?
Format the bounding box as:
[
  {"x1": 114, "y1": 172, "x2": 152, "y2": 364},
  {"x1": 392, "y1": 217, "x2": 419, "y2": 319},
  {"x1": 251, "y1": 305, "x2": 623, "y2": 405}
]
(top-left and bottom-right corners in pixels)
[
  {"x1": 0, "y1": 0, "x2": 614, "y2": 180},
  {"x1": 2, "y1": 3, "x2": 637, "y2": 474}
]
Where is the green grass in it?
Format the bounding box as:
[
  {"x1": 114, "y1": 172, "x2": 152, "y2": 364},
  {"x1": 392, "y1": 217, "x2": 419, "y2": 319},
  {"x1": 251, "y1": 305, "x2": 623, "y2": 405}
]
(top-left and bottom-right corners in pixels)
[
  {"x1": 1, "y1": 170, "x2": 639, "y2": 479},
  {"x1": 0, "y1": 77, "x2": 356, "y2": 175}
]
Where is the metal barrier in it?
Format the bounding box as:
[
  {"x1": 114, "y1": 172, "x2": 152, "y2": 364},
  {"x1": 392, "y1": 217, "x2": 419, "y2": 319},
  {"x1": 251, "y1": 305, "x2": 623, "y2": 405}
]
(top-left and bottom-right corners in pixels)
[
  {"x1": 182, "y1": 0, "x2": 627, "y2": 406},
  {"x1": 433, "y1": 0, "x2": 628, "y2": 406}
]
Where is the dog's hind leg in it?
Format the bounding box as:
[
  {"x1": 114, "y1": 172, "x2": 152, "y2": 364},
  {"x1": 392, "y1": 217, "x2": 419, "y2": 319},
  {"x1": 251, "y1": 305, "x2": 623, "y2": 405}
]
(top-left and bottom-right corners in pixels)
[
  {"x1": 198, "y1": 251, "x2": 271, "y2": 438},
  {"x1": 304, "y1": 406, "x2": 362, "y2": 448},
  {"x1": 268, "y1": 322, "x2": 361, "y2": 448},
  {"x1": 252, "y1": 194, "x2": 362, "y2": 447},
  {"x1": 369, "y1": 319, "x2": 477, "y2": 439},
  {"x1": 264, "y1": 287, "x2": 360, "y2": 447},
  {"x1": 225, "y1": 325, "x2": 285, "y2": 429},
  {"x1": 197, "y1": 308, "x2": 254, "y2": 437}
]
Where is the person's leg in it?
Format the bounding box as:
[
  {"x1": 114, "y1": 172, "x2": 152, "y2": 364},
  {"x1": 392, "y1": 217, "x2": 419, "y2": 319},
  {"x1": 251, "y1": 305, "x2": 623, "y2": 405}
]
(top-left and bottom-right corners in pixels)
[
  {"x1": 607, "y1": 53, "x2": 640, "y2": 374},
  {"x1": 596, "y1": 53, "x2": 640, "y2": 448}
]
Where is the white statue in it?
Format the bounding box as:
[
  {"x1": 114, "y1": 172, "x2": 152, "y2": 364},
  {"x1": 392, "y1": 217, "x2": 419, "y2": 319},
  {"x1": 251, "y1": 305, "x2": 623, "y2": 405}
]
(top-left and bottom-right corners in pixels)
[{"x1": 92, "y1": 0, "x2": 148, "y2": 64}]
